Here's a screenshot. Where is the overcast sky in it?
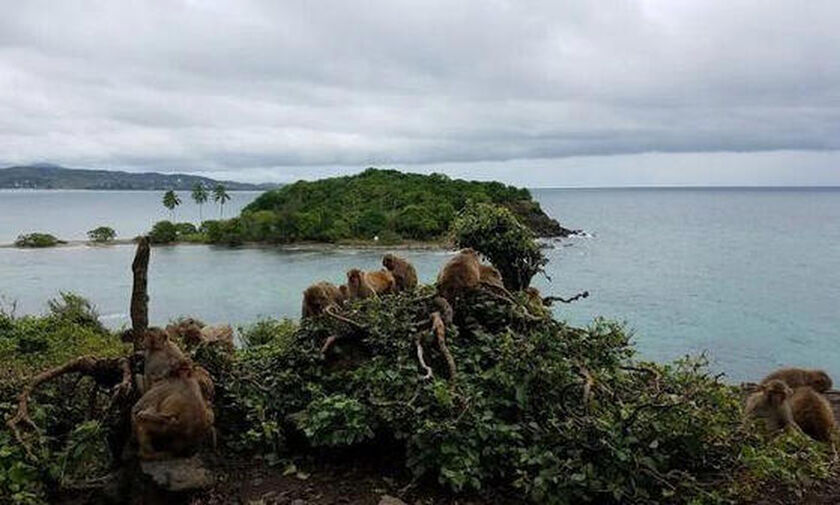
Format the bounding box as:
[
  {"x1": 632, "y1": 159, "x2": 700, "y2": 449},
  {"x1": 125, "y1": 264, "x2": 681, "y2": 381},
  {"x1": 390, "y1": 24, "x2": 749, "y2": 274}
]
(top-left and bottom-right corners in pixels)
[{"x1": 1, "y1": 1, "x2": 839, "y2": 186}]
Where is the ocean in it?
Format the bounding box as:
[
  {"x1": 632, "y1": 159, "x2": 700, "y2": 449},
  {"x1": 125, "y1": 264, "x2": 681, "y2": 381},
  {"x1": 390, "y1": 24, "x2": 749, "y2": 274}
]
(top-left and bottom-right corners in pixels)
[{"x1": 1, "y1": 187, "x2": 838, "y2": 383}]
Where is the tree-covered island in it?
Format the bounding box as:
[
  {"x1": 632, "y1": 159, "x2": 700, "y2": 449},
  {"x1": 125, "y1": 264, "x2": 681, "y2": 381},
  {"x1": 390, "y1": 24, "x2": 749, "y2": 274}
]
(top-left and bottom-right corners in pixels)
[{"x1": 148, "y1": 168, "x2": 579, "y2": 246}]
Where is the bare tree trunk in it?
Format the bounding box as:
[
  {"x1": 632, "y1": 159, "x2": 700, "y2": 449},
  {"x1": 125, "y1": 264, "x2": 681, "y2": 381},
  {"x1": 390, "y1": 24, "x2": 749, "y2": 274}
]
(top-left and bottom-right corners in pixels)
[{"x1": 131, "y1": 237, "x2": 150, "y2": 350}]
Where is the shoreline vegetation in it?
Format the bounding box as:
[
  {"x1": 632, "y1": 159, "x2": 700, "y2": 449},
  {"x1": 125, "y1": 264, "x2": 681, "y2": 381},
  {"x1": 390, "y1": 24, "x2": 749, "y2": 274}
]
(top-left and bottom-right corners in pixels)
[
  {"x1": 8, "y1": 168, "x2": 582, "y2": 250},
  {"x1": 2, "y1": 189, "x2": 839, "y2": 505}
]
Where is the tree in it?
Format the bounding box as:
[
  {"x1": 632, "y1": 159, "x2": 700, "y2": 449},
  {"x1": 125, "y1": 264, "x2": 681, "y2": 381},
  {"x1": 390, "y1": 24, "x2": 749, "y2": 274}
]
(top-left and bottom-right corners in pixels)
[
  {"x1": 213, "y1": 184, "x2": 231, "y2": 218},
  {"x1": 191, "y1": 183, "x2": 209, "y2": 221},
  {"x1": 451, "y1": 201, "x2": 548, "y2": 291},
  {"x1": 87, "y1": 226, "x2": 116, "y2": 243},
  {"x1": 162, "y1": 190, "x2": 181, "y2": 220}
]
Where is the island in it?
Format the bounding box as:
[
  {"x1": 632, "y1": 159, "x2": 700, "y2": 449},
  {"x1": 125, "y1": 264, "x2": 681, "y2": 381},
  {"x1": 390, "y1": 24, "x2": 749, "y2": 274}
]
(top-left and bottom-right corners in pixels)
[{"x1": 0, "y1": 164, "x2": 277, "y2": 191}]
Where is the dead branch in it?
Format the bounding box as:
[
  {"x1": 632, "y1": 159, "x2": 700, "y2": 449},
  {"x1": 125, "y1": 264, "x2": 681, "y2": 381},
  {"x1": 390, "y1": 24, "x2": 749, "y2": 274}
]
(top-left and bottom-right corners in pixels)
[
  {"x1": 542, "y1": 291, "x2": 589, "y2": 306},
  {"x1": 7, "y1": 355, "x2": 126, "y2": 457},
  {"x1": 432, "y1": 311, "x2": 456, "y2": 381},
  {"x1": 576, "y1": 364, "x2": 595, "y2": 410},
  {"x1": 324, "y1": 305, "x2": 364, "y2": 330},
  {"x1": 416, "y1": 337, "x2": 433, "y2": 380},
  {"x1": 320, "y1": 335, "x2": 338, "y2": 354}
]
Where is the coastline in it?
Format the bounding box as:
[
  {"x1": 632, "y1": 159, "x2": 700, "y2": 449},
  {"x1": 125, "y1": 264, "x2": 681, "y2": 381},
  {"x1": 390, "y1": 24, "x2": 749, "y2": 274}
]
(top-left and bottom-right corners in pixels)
[{"x1": 0, "y1": 238, "x2": 452, "y2": 251}]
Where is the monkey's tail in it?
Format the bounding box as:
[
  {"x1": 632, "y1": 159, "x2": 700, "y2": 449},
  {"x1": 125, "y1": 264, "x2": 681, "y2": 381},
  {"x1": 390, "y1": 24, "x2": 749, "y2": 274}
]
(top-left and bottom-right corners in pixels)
[{"x1": 542, "y1": 291, "x2": 590, "y2": 306}]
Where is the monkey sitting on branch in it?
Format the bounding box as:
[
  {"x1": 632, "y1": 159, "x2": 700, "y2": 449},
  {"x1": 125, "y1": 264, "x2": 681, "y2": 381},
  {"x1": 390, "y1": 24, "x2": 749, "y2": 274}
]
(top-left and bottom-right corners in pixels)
[
  {"x1": 382, "y1": 253, "x2": 418, "y2": 292},
  {"x1": 131, "y1": 359, "x2": 215, "y2": 460},
  {"x1": 744, "y1": 379, "x2": 837, "y2": 442},
  {"x1": 346, "y1": 268, "x2": 396, "y2": 300}
]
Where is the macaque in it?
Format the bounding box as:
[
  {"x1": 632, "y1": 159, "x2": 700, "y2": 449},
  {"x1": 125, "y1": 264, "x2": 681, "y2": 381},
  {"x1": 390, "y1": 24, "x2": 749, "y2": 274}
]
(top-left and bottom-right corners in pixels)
[
  {"x1": 435, "y1": 248, "x2": 481, "y2": 303},
  {"x1": 479, "y1": 264, "x2": 505, "y2": 291},
  {"x1": 192, "y1": 364, "x2": 215, "y2": 404},
  {"x1": 165, "y1": 318, "x2": 204, "y2": 347},
  {"x1": 141, "y1": 327, "x2": 187, "y2": 393},
  {"x1": 302, "y1": 281, "x2": 347, "y2": 318},
  {"x1": 761, "y1": 368, "x2": 833, "y2": 393},
  {"x1": 131, "y1": 360, "x2": 215, "y2": 460},
  {"x1": 744, "y1": 379, "x2": 836, "y2": 442},
  {"x1": 200, "y1": 324, "x2": 235, "y2": 352},
  {"x1": 346, "y1": 268, "x2": 396, "y2": 300},
  {"x1": 382, "y1": 253, "x2": 418, "y2": 292}
]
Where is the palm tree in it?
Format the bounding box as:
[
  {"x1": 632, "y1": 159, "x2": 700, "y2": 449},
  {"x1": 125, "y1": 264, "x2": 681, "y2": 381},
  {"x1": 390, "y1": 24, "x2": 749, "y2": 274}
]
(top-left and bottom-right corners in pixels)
[
  {"x1": 162, "y1": 190, "x2": 181, "y2": 220},
  {"x1": 191, "y1": 183, "x2": 209, "y2": 222},
  {"x1": 213, "y1": 184, "x2": 231, "y2": 218}
]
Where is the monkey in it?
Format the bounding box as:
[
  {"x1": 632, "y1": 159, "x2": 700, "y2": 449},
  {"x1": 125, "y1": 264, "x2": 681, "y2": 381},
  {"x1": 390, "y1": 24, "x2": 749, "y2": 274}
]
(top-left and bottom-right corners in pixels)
[
  {"x1": 192, "y1": 364, "x2": 215, "y2": 404},
  {"x1": 141, "y1": 327, "x2": 187, "y2": 394},
  {"x1": 744, "y1": 379, "x2": 837, "y2": 442},
  {"x1": 301, "y1": 281, "x2": 347, "y2": 318},
  {"x1": 346, "y1": 268, "x2": 396, "y2": 300},
  {"x1": 435, "y1": 248, "x2": 482, "y2": 303},
  {"x1": 199, "y1": 324, "x2": 235, "y2": 352},
  {"x1": 382, "y1": 253, "x2": 418, "y2": 292},
  {"x1": 479, "y1": 264, "x2": 506, "y2": 291},
  {"x1": 131, "y1": 359, "x2": 215, "y2": 460},
  {"x1": 760, "y1": 368, "x2": 833, "y2": 393},
  {"x1": 788, "y1": 387, "x2": 837, "y2": 442}
]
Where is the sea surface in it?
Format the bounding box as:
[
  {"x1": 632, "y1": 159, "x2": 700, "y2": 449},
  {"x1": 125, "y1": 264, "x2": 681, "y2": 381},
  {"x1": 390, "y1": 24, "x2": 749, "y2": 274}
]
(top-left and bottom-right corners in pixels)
[{"x1": 1, "y1": 187, "x2": 839, "y2": 383}]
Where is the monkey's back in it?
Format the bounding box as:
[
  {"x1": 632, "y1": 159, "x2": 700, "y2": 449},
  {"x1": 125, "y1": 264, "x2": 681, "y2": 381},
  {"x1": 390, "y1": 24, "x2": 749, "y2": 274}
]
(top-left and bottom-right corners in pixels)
[{"x1": 790, "y1": 387, "x2": 836, "y2": 442}]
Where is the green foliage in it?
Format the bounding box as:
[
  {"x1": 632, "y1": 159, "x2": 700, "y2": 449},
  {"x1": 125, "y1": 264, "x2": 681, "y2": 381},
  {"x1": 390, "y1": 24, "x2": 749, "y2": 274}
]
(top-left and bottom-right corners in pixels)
[
  {"x1": 238, "y1": 317, "x2": 297, "y2": 348},
  {"x1": 175, "y1": 222, "x2": 198, "y2": 236},
  {"x1": 86, "y1": 226, "x2": 116, "y2": 243},
  {"x1": 148, "y1": 220, "x2": 178, "y2": 244},
  {"x1": 234, "y1": 168, "x2": 544, "y2": 244},
  {"x1": 451, "y1": 202, "x2": 548, "y2": 290},
  {"x1": 0, "y1": 295, "x2": 126, "y2": 504},
  {"x1": 202, "y1": 290, "x2": 835, "y2": 504},
  {"x1": 14, "y1": 233, "x2": 62, "y2": 248}
]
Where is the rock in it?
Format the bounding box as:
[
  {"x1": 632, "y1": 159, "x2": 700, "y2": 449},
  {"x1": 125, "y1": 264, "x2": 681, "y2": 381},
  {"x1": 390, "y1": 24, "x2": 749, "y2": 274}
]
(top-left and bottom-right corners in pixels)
[
  {"x1": 378, "y1": 495, "x2": 408, "y2": 505},
  {"x1": 140, "y1": 456, "x2": 214, "y2": 492}
]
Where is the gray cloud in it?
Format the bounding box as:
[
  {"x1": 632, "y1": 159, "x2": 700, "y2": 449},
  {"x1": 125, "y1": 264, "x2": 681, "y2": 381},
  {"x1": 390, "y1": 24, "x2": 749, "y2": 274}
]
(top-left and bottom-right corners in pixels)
[{"x1": 1, "y1": 0, "x2": 839, "y2": 184}]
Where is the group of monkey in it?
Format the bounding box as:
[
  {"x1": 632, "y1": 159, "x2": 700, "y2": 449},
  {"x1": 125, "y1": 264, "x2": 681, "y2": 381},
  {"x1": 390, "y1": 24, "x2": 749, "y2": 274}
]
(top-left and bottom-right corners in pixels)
[
  {"x1": 744, "y1": 367, "x2": 837, "y2": 444},
  {"x1": 130, "y1": 249, "x2": 835, "y2": 462},
  {"x1": 301, "y1": 248, "x2": 519, "y2": 321}
]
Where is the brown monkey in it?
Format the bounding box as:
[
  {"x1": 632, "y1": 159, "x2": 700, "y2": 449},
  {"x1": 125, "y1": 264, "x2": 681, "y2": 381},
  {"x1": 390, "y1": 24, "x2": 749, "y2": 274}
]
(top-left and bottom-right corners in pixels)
[
  {"x1": 744, "y1": 379, "x2": 794, "y2": 432},
  {"x1": 435, "y1": 248, "x2": 481, "y2": 303},
  {"x1": 744, "y1": 379, "x2": 837, "y2": 442},
  {"x1": 141, "y1": 327, "x2": 187, "y2": 393},
  {"x1": 479, "y1": 264, "x2": 505, "y2": 290},
  {"x1": 132, "y1": 360, "x2": 214, "y2": 460},
  {"x1": 382, "y1": 253, "x2": 418, "y2": 292},
  {"x1": 165, "y1": 318, "x2": 204, "y2": 347},
  {"x1": 192, "y1": 364, "x2": 215, "y2": 404},
  {"x1": 302, "y1": 281, "x2": 347, "y2": 318},
  {"x1": 788, "y1": 387, "x2": 837, "y2": 442},
  {"x1": 760, "y1": 368, "x2": 833, "y2": 393},
  {"x1": 346, "y1": 268, "x2": 396, "y2": 300},
  {"x1": 200, "y1": 324, "x2": 235, "y2": 352}
]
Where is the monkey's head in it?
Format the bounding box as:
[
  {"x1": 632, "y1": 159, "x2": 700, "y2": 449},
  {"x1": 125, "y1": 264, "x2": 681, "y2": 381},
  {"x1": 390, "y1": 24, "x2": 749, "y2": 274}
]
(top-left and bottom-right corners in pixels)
[
  {"x1": 347, "y1": 269, "x2": 363, "y2": 287},
  {"x1": 458, "y1": 248, "x2": 478, "y2": 258},
  {"x1": 762, "y1": 379, "x2": 793, "y2": 407},
  {"x1": 382, "y1": 254, "x2": 395, "y2": 270},
  {"x1": 339, "y1": 284, "x2": 349, "y2": 301},
  {"x1": 142, "y1": 327, "x2": 170, "y2": 351},
  {"x1": 810, "y1": 370, "x2": 833, "y2": 392}
]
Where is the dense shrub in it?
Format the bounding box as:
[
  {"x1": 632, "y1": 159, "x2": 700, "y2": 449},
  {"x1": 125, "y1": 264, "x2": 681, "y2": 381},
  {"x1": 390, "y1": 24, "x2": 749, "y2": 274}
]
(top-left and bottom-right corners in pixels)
[
  {"x1": 203, "y1": 290, "x2": 834, "y2": 504},
  {"x1": 86, "y1": 226, "x2": 116, "y2": 243},
  {"x1": 148, "y1": 220, "x2": 178, "y2": 244},
  {"x1": 174, "y1": 222, "x2": 198, "y2": 236},
  {"x1": 14, "y1": 233, "x2": 63, "y2": 248},
  {"x1": 451, "y1": 202, "x2": 548, "y2": 290}
]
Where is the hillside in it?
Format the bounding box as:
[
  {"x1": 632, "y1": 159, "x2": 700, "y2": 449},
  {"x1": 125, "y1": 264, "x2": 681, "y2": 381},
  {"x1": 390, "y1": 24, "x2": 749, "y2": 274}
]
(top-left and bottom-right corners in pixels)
[
  {"x1": 240, "y1": 168, "x2": 576, "y2": 242},
  {"x1": 0, "y1": 164, "x2": 276, "y2": 190}
]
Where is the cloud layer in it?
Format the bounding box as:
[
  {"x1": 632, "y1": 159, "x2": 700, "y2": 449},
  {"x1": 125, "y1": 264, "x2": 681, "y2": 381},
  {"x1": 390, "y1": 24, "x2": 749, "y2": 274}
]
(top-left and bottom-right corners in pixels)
[{"x1": 1, "y1": 1, "x2": 839, "y2": 183}]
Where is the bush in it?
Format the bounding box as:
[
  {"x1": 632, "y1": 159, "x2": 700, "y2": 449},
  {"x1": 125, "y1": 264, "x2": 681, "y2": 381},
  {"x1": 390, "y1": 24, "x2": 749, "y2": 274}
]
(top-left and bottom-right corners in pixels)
[
  {"x1": 238, "y1": 317, "x2": 297, "y2": 348},
  {"x1": 148, "y1": 221, "x2": 178, "y2": 244},
  {"x1": 14, "y1": 233, "x2": 62, "y2": 248},
  {"x1": 175, "y1": 222, "x2": 198, "y2": 236},
  {"x1": 86, "y1": 226, "x2": 116, "y2": 243},
  {"x1": 451, "y1": 202, "x2": 547, "y2": 290}
]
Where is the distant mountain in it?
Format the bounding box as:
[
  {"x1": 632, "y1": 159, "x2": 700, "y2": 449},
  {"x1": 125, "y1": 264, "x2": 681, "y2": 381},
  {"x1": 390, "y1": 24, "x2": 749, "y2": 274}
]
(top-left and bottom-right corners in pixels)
[{"x1": 0, "y1": 164, "x2": 278, "y2": 190}]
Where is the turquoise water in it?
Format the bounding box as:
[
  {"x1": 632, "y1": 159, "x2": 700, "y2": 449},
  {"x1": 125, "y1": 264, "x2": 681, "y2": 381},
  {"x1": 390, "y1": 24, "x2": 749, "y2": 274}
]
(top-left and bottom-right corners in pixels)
[{"x1": 1, "y1": 188, "x2": 839, "y2": 383}]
